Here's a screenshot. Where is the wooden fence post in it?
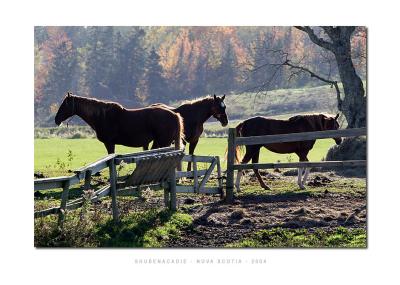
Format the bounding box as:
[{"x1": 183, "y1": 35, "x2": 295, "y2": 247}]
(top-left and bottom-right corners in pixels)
[
  {"x1": 226, "y1": 128, "x2": 236, "y2": 203},
  {"x1": 216, "y1": 156, "x2": 223, "y2": 199},
  {"x1": 84, "y1": 170, "x2": 92, "y2": 190},
  {"x1": 169, "y1": 168, "x2": 177, "y2": 211},
  {"x1": 164, "y1": 183, "x2": 170, "y2": 208},
  {"x1": 58, "y1": 180, "x2": 70, "y2": 227},
  {"x1": 193, "y1": 156, "x2": 198, "y2": 193},
  {"x1": 108, "y1": 158, "x2": 119, "y2": 222}
]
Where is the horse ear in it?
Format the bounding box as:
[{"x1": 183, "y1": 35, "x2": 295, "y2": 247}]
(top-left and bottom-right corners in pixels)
[
  {"x1": 222, "y1": 94, "x2": 226, "y2": 100},
  {"x1": 67, "y1": 92, "x2": 72, "y2": 97},
  {"x1": 335, "y1": 113, "x2": 339, "y2": 120},
  {"x1": 213, "y1": 94, "x2": 217, "y2": 100}
]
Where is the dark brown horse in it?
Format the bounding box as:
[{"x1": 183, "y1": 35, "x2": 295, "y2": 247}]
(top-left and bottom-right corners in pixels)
[
  {"x1": 149, "y1": 94, "x2": 228, "y2": 171},
  {"x1": 235, "y1": 114, "x2": 342, "y2": 191},
  {"x1": 54, "y1": 92, "x2": 184, "y2": 154}
]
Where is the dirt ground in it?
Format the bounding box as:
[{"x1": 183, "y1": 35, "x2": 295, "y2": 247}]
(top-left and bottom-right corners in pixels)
[{"x1": 111, "y1": 171, "x2": 367, "y2": 248}]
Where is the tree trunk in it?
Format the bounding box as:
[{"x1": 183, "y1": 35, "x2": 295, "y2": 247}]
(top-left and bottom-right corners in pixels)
[
  {"x1": 335, "y1": 52, "x2": 366, "y2": 128},
  {"x1": 294, "y1": 26, "x2": 366, "y2": 129}
]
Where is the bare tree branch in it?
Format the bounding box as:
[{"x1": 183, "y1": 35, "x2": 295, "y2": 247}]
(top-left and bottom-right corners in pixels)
[
  {"x1": 294, "y1": 26, "x2": 335, "y2": 52},
  {"x1": 282, "y1": 59, "x2": 342, "y2": 110}
]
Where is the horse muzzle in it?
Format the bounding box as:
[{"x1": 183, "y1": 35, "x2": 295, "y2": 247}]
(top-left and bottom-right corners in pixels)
[
  {"x1": 214, "y1": 113, "x2": 228, "y2": 127},
  {"x1": 55, "y1": 117, "x2": 62, "y2": 126},
  {"x1": 334, "y1": 137, "x2": 342, "y2": 145}
]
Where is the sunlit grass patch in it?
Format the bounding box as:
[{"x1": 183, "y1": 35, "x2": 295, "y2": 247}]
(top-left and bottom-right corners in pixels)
[{"x1": 226, "y1": 227, "x2": 366, "y2": 248}]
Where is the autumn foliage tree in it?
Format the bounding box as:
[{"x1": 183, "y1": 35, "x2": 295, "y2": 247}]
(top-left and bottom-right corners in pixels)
[{"x1": 34, "y1": 26, "x2": 366, "y2": 126}]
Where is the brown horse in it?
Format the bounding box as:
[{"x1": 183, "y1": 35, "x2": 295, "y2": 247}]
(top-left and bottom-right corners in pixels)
[
  {"x1": 54, "y1": 92, "x2": 184, "y2": 154},
  {"x1": 149, "y1": 94, "x2": 228, "y2": 171},
  {"x1": 235, "y1": 114, "x2": 342, "y2": 191}
]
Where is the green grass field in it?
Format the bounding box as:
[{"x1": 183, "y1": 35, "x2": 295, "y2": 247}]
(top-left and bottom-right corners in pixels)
[{"x1": 34, "y1": 137, "x2": 336, "y2": 176}]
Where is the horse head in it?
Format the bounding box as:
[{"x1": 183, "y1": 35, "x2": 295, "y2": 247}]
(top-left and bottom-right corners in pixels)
[
  {"x1": 324, "y1": 113, "x2": 342, "y2": 145},
  {"x1": 211, "y1": 94, "x2": 228, "y2": 127},
  {"x1": 55, "y1": 92, "x2": 76, "y2": 126}
]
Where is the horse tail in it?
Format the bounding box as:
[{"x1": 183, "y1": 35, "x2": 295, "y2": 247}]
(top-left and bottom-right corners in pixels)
[
  {"x1": 224, "y1": 121, "x2": 245, "y2": 163},
  {"x1": 174, "y1": 113, "x2": 185, "y2": 150},
  {"x1": 234, "y1": 122, "x2": 245, "y2": 163}
]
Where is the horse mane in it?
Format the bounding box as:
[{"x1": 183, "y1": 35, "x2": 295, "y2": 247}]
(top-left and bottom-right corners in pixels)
[
  {"x1": 288, "y1": 113, "x2": 331, "y2": 122},
  {"x1": 288, "y1": 113, "x2": 332, "y2": 130},
  {"x1": 73, "y1": 95, "x2": 125, "y2": 112},
  {"x1": 180, "y1": 95, "x2": 213, "y2": 106}
]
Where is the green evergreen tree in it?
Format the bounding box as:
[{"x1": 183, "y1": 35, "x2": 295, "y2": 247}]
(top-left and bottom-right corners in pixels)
[
  {"x1": 44, "y1": 38, "x2": 77, "y2": 102},
  {"x1": 213, "y1": 41, "x2": 236, "y2": 93},
  {"x1": 145, "y1": 47, "x2": 169, "y2": 103},
  {"x1": 85, "y1": 27, "x2": 114, "y2": 97}
]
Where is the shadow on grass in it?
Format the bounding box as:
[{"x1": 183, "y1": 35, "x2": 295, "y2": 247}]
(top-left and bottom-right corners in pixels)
[{"x1": 34, "y1": 186, "x2": 85, "y2": 200}]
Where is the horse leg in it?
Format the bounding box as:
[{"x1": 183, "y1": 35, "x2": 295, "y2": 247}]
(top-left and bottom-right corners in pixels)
[
  {"x1": 235, "y1": 146, "x2": 257, "y2": 192},
  {"x1": 143, "y1": 144, "x2": 149, "y2": 151},
  {"x1": 302, "y1": 157, "x2": 310, "y2": 186},
  {"x1": 252, "y1": 149, "x2": 270, "y2": 190},
  {"x1": 98, "y1": 143, "x2": 115, "y2": 177},
  {"x1": 187, "y1": 140, "x2": 199, "y2": 172},
  {"x1": 297, "y1": 153, "x2": 309, "y2": 190},
  {"x1": 105, "y1": 143, "x2": 115, "y2": 154},
  {"x1": 151, "y1": 141, "x2": 159, "y2": 150},
  {"x1": 297, "y1": 167, "x2": 305, "y2": 189}
]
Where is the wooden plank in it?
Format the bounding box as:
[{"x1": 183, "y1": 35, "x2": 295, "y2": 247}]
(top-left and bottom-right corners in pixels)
[
  {"x1": 199, "y1": 187, "x2": 222, "y2": 194},
  {"x1": 136, "y1": 158, "x2": 154, "y2": 185},
  {"x1": 116, "y1": 149, "x2": 181, "y2": 165},
  {"x1": 34, "y1": 175, "x2": 81, "y2": 191},
  {"x1": 117, "y1": 187, "x2": 141, "y2": 196},
  {"x1": 181, "y1": 155, "x2": 215, "y2": 163},
  {"x1": 117, "y1": 184, "x2": 162, "y2": 196},
  {"x1": 169, "y1": 168, "x2": 177, "y2": 211},
  {"x1": 235, "y1": 127, "x2": 366, "y2": 146},
  {"x1": 176, "y1": 185, "x2": 221, "y2": 194},
  {"x1": 154, "y1": 153, "x2": 183, "y2": 184},
  {"x1": 193, "y1": 156, "x2": 198, "y2": 193},
  {"x1": 34, "y1": 176, "x2": 73, "y2": 191},
  {"x1": 233, "y1": 160, "x2": 366, "y2": 170},
  {"x1": 114, "y1": 147, "x2": 175, "y2": 164},
  {"x1": 124, "y1": 158, "x2": 150, "y2": 186},
  {"x1": 226, "y1": 128, "x2": 236, "y2": 203},
  {"x1": 108, "y1": 159, "x2": 119, "y2": 222},
  {"x1": 160, "y1": 155, "x2": 178, "y2": 180},
  {"x1": 58, "y1": 180, "x2": 70, "y2": 227},
  {"x1": 149, "y1": 154, "x2": 180, "y2": 183},
  {"x1": 93, "y1": 185, "x2": 111, "y2": 200},
  {"x1": 176, "y1": 169, "x2": 208, "y2": 178},
  {"x1": 198, "y1": 158, "x2": 216, "y2": 192},
  {"x1": 74, "y1": 153, "x2": 116, "y2": 178},
  {"x1": 34, "y1": 185, "x2": 112, "y2": 219},
  {"x1": 176, "y1": 185, "x2": 196, "y2": 193},
  {"x1": 63, "y1": 185, "x2": 111, "y2": 211},
  {"x1": 146, "y1": 155, "x2": 170, "y2": 184},
  {"x1": 34, "y1": 207, "x2": 59, "y2": 218}
]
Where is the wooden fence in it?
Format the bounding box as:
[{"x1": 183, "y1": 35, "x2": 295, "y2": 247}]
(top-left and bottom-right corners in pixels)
[
  {"x1": 34, "y1": 147, "x2": 222, "y2": 225},
  {"x1": 176, "y1": 155, "x2": 223, "y2": 196},
  {"x1": 226, "y1": 127, "x2": 367, "y2": 202}
]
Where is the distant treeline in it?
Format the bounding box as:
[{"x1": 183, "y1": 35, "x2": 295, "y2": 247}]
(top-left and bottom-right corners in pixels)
[{"x1": 34, "y1": 26, "x2": 366, "y2": 126}]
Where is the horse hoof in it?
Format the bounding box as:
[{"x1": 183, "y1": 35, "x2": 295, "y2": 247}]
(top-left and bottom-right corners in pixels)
[
  {"x1": 299, "y1": 185, "x2": 306, "y2": 190},
  {"x1": 262, "y1": 185, "x2": 271, "y2": 190}
]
